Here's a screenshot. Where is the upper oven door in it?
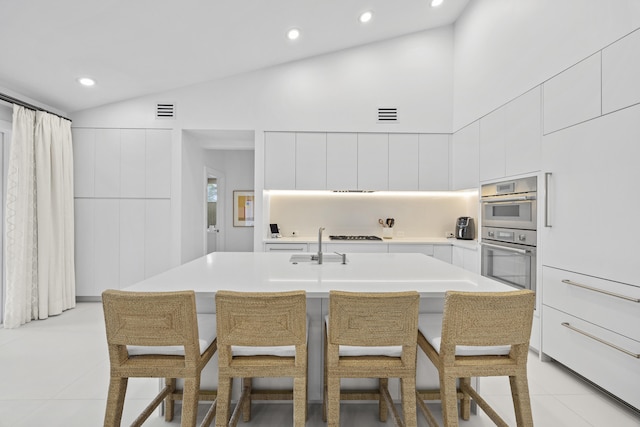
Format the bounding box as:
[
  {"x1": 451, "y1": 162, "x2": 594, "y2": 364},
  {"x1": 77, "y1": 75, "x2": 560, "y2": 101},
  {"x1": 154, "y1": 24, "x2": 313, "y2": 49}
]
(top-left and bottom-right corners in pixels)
[{"x1": 481, "y1": 195, "x2": 537, "y2": 230}]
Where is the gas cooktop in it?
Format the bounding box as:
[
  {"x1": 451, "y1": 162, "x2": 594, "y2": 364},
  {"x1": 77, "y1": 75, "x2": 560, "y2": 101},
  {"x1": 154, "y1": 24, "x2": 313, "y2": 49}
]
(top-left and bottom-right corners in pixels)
[{"x1": 329, "y1": 235, "x2": 383, "y2": 241}]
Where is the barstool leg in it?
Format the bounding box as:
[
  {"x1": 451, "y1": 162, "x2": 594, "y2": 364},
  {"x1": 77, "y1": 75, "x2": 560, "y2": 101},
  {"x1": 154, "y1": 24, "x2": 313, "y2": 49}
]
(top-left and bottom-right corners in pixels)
[
  {"x1": 104, "y1": 377, "x2": 128, "y2": 427},
  {"x1": 510, "y1": 373, "x2": 533, "y2": 427},
  {"x1": 215, "y1": 376, "x2": 232, "y2": 427},
  {"x1": 379, "y1": 378, "x2": 389, "y2": 422},
  {"x1": 460, "y1": 377, "x2": 471, "y2": 420},
  {"x1": 242, "y1": 377, "x2": 252, "y2": 422},
  {"x1": 441, "y1": 372, "x2": 460, "y2": 427},
  {"x1": 181, "y1": 377, "x2": 200, "y2": 427},
  {"x1": 401, "y1": 376, "x2": 418, "y2": 427}
]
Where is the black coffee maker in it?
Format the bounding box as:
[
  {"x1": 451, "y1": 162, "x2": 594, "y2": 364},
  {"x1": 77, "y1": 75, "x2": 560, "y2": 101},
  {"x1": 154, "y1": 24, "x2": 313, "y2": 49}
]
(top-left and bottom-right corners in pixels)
[{"x1": 455, "y1": 217, "x2": 475, "y2": 240}]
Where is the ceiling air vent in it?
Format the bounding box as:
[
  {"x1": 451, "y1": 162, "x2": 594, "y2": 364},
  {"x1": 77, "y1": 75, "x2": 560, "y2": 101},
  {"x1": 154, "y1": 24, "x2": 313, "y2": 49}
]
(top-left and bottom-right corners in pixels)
[
  {"x1": 377, "y1": 107, "x2": 398, "y2": 122},
  {"x1": 156, "y1": 103, "x2": 175, "y2": 119}
]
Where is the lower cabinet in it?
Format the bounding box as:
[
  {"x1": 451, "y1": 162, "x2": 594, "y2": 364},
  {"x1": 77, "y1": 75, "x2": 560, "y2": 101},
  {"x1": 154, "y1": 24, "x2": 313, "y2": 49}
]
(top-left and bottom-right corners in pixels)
[
  {"x1": 388, "y1": 244, "x2": 452, "y2": 264},
  {"x1": 264, "y1": 243, "x2": 308, "y2": 252},
  {"x1": 451, "y1": 245, "x2": 479, "y2": 273},
  {"x1": 542, "y1": 266, "x2": 640, "y2": 410}
]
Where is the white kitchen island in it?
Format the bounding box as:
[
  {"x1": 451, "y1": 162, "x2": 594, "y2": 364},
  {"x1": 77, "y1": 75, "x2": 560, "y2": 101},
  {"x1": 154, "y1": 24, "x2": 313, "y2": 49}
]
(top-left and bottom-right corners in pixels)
[{"x1": 123, "y1": 252, "x2": 516, "y2": 404}]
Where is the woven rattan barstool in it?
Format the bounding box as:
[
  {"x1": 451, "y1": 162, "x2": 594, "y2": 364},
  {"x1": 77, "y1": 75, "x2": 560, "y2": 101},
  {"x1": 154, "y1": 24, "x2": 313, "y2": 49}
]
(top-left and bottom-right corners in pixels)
[
  {"x1": 214, "y1": 290, "x2": 308, "y2": 427},
  {"x1": 102, "y1": 289, "x2": 218, "y2": 427},
  {"x1": 416, "y1": 290, "x2": 535, "y2": 427},
  {"x1": 322, "y1": 290, "x2": 420, "y2": 427}
]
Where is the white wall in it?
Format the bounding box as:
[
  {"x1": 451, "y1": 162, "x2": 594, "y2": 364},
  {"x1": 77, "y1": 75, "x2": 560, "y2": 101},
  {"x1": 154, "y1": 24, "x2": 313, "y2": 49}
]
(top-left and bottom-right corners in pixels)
[{"x1": 453, "y1": 0, "x2": 640, "y2": 130}]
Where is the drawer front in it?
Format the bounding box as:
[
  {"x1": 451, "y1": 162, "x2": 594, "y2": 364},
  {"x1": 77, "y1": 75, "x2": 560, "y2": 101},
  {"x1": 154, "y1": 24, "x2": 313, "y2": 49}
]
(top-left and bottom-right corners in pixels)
[
  {"x1": 542, "y1": 306, "x2": 640, "y2": 410},
  {"x1": 264, "y1": 243, "x2": 308, "y2": 252},
  {"x1": 543, "y1": 266, "x2": 640, "y2": 341}
]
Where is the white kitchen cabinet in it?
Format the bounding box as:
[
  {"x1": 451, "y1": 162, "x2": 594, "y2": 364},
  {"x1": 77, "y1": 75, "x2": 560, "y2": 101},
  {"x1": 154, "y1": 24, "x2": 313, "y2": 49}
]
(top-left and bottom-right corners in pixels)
[
  {"x1": 541, "y1": 103, "x2": 640, "y2": 285},
  {"x1": 418, "y1": 134, "x2": 449, "y2": 190},
  {"x1": 452, "y1": 245, "x2": 479, "y2": 273},
  {"x1": 265, "y1": 243, "x2": 308, "y2": 252},
  {"x1": 388, "y1": 244, "x2": 434, "y2": 256},
  {"x1": 146, "y1": 129, "x2": 172, "y2": 198},
  {"x1": 433, "y1": 245, "x2": 452, "y2": 264},
  {"x1": 120, "y1": 129, "x2": 146, "y2": 198},
  {"x1": 326, "y1": 133, "x2": 358, "y2": 190},
  {"x1": 479, "y1": 105, "x2": 506, "y2": 182},
  {"x1": 388, "y1": 133, "x2": 419, "y2": 190},
  {"x1": 145, "y1": 199, "x2": 172, "y2": 279},
  {"x1": 264, "y1": 132, "x2": 296, "y2": 189},
  {"x1": 119, "y1": 199, "x2": 145, "y2": 287},
  {"x1": 327, "y1": 243, "x2": 388, "y2": 253},
  {"x1": 295, "y1": 132, "x2": 326, "y2": 190},
  {"x1": 602, "y1": 29, "x2": 640, "y2": 114},
  {"x1": 74, "y1": 199, "x2": 95, "y2": 296},
  {"x1": 72, "y1": 128, "x2": 95, "y2": 198},
  {"x1": 451, "y1": 122, "x2": 479, "y2": 190},
  {"x1": 357, "y1": 133, "x2": 388, "y2": 191},
  {"x1": 504, "y1": 87, "x2": 541, "y2": 177},
  {"x1": 543, "y1": 53, "x2": 602, "y2": 134},
  {"x1": 94, "y1": 199, "x2": 120, "y2": 293},
  {"x1": 94, "y1": 129, "x2": 120, "y2": 197}
]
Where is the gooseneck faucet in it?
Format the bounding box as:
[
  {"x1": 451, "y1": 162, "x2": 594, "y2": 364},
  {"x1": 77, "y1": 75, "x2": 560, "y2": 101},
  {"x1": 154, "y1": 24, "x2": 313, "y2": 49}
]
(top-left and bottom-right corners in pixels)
[{"x1": 318, "y1": 227, "x2": 325, "y2": 264}]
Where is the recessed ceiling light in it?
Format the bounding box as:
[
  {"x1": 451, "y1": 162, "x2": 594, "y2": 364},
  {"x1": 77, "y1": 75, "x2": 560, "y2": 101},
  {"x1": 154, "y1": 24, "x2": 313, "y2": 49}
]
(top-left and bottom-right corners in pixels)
[
  {"x1": 77, "y1": 77, "x2": 96, "y2": 87},
  {"x1": 287, "y1": 28, "x2": 300, "y2": 40},
  {"x1": 359, "y1": 11, "x2": 373, "y2": 23},
  {"x1": 431, "y1": 0, "x2": 444, "y2": 7}
]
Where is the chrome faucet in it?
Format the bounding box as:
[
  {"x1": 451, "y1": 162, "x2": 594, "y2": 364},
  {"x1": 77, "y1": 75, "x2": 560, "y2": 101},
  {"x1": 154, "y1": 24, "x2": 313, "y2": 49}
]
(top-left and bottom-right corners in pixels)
[{"x1": 317, "y1": 227, "x2": 325, "y2": 264}]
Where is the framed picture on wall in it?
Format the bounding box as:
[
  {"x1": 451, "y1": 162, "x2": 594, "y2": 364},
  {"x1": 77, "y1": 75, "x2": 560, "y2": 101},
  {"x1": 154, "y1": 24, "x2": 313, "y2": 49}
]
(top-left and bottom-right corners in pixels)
[{"x1": 233, "y1": 190, "x2": 255, "y2": 227}]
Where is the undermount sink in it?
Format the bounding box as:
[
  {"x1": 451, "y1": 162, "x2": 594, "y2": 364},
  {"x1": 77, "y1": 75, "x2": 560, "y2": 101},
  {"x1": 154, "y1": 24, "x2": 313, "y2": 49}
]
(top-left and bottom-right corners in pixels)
[{"x1": 289, "y1": 254, "x2": 346, "y2": 263}]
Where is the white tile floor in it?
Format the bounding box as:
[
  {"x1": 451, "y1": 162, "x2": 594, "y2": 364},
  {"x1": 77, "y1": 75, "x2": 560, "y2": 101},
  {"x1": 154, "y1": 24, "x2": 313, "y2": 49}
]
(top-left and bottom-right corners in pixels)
[{"x1": 0, "y1": 303, "x2": 638, "y2": 427}]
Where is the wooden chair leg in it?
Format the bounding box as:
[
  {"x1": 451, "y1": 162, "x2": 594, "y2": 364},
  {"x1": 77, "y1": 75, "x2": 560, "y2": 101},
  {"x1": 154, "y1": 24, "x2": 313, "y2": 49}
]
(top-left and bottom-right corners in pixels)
[
  {"x1": 104, "y1": 377, "x2": 128, "y2": 427},
  {"x1": 181, "y1": 377, "x2": 200, "y2": 427},
  {"x1": 460, "y1": 377, "x2": 471, "y2": 420},
  {"x1": 215, "y1": 376, "x2": 232, "y2": 427},
  {"x1": 401, "y1": 376, "x2": 418, "y2": 427},
  {"x1": 164, "y1": 378, "x2": 176, "y2": 421},
  {"x1": 242, "y1": 377, "x2": 252, "y2": 422},
  {"x1": 441, "y1": 373, "x2": 460, "y2": 427},
  {"x1": 293, "y1": 376, "x2": 307, "y2": 427},
  {"x1": 510, "y1": 373, "x2": 534, "y2": 427},
  {"x1": 379, "y1": 378, "x2": 389, "y2": 422},
  {"x1": 327, "y1": 376, "x2": 341, "y2": 427}
]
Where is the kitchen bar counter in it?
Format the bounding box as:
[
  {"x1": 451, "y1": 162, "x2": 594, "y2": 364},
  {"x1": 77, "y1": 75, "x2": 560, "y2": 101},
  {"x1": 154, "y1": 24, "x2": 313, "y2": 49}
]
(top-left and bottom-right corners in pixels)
[{"x1": 265, "y1": 236, "x2": 479, "y2": 249}]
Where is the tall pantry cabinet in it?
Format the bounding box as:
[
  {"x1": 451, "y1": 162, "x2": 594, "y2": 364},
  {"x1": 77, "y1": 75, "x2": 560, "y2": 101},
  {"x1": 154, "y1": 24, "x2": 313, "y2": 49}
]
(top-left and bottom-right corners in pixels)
[
  {"x1": 540, "y1": 31, "x2": 640, "y2": 410},
  {"x1": 72, "y1": 128, "x2": 172, "y2": 298}
]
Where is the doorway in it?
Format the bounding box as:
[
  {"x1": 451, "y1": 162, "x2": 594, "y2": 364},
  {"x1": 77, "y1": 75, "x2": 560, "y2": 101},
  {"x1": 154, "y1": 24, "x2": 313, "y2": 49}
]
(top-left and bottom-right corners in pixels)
[{"x1": 205, "y1": 167, "x2": 225, "y2": 253}]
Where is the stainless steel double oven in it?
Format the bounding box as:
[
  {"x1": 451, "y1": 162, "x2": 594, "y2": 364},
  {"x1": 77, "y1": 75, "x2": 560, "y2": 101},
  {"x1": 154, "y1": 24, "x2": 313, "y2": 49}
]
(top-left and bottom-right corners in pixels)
[{"x1": 480, "y1": 177, "x2": 537, "y2": 293}]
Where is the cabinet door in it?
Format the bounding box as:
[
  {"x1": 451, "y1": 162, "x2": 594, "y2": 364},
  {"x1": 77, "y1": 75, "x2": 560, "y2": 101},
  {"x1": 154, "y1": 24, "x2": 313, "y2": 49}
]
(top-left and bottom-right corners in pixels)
[
  {"x1": 119, "y1": 199, "x2": 145, "y2": 287},
  {"x1": 602, "y1": 29, "x2": 640, "y2": 114},
  {"x1": 479, "y1": 106, "x2": 506, "y2": 182},
  {"x1": 120, "y1": 129, "x2": 146, "y2": 198},
  {"x1": 94, "y1": 199, "x2": 120, "y2": 292},
  {"x1": 327, "y1": 133, "x2": 358, "y2": 190},
  {"x1": 74, "y1": 199, "x2": 95, "y2": 296},
  {"x1": 146, "y1": 129, "x2": 172, "y2": 198},
  {"x1": 433, "y1": 245, "x2": 452, "y2": 264},
  {"x1": 296, "y1": 132, "x2": 326, "y2": 190},
  {"x1": 451, "y1": 122, "x2": 479, "y2": 190},
  {"x1": 145, "y1": 199, "x2": 172, "y2": 278},
  {"x1": 265, "y1": 132, "x2": 296, "y2": 189},
  {"x1": 542, "y1": 104, "x2": 640, "y2": 286},
  {"x1": 388, "y1": 244, "x2": 434, "y2": 256},
  {"x1": 388, "y1": 134, "x2": 419, "y2": 190},
  {"x1": 505, "y1": 87, "x2": 541, "y2": 177},
  {"x1": 543, "y1": 53, "x2": 602, "y2": 134},
  {"x1": 72, "y1": 128, "x2": 95, "y2": 198},
  {"x1": 418, "y1": 134, "x2": 449, "y2": 190},
  {"x1": 94, "y1": 129, "x2": 120, "y2": 197},
  {"x1": 357, "y1": 133, "x2": 388, "y2": 190}
]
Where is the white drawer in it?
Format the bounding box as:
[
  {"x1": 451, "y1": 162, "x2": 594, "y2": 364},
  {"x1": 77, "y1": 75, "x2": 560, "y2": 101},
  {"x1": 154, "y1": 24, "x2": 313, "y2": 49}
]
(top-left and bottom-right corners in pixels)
[
  {"x1": 542, "y1": 306, "x2": 640, "y2": 410},
  {"x1": 264, "y1": 243, "x2": 308, "y2": 252},
  {"x1": 542, "y1": 266, "x2": 640, "y2": 342}
]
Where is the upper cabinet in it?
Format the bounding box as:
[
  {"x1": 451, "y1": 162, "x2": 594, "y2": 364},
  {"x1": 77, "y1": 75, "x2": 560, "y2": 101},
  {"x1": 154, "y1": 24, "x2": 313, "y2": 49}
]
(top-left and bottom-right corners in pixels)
[
  {"x1": 451, "y1": 122, "x2": 479, "y2": 190},
  {"x1": 265, "y1": 131, "x2": 450, "y2": 191},
  {"x1": 357, "y1": 133, "x2": 389, "y2": 190},
  {"x1": 602, "y1": 29, "x2": 640, "y2": 114},
  {"x1": 479, "y1": 87, "x2": 542, "y2": 182},
  {"x1": 543, "y1": 53, "x2": 602, "y2": 134}
]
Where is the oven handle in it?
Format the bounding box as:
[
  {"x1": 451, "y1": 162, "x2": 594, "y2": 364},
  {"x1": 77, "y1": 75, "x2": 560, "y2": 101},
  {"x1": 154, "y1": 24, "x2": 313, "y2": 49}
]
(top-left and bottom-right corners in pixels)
[
  {"x1": 480, "y1": 195, "x2": 536, "y2": 203},
  {"x1": 480, "y1": 242, "x2": 532, "y2": 255}
]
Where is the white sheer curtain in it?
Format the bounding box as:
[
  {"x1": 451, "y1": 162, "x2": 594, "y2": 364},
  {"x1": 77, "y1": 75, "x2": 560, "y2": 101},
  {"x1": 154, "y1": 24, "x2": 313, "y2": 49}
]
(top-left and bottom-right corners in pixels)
[{"x1": 4, "y1": 105, "x2": 75, "y2": 328}]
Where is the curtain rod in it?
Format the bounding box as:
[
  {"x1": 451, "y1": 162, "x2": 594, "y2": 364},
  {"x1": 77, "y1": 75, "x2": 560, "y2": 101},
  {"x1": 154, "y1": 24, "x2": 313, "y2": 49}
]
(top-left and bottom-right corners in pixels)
[{"x1": 0, "y1": 92, "x2": 72, "y2": 122}]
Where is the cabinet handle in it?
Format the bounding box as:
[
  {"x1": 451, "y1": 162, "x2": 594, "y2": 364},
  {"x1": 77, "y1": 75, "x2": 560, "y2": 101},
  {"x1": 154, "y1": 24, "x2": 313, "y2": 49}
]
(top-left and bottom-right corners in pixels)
[
  {"x1": 561, "y1": 322, "x2": 640, "y2": 359},
  {"x1": 544, "y1": 172, "x2": 552, "y2": 228},
  {"x1": 268, "y1": 247, "x2": 304, "y2": 251},
  {"x1": 562, "y1": 279, "x2": 640, "y2": 303}
]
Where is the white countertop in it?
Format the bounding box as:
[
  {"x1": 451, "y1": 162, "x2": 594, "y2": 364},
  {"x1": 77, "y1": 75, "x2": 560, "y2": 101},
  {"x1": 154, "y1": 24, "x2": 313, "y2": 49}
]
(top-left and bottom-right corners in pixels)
[
  {"x1": 265, "y1": 236, "x2": 479, "y2": 250},
  {"x1": 123, "y1": 252, "x2": 508, "y2": 297}
]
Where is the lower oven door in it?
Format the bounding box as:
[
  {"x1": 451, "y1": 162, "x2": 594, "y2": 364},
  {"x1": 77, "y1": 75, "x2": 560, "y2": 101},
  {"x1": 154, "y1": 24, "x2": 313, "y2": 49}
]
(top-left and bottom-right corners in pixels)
[{"x1": 481, "y1": 241, "x2": 536, "y2": 292}]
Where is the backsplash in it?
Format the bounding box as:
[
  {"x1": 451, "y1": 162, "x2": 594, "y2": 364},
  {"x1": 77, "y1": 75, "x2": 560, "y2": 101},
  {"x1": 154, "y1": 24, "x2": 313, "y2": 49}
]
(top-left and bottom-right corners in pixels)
[{"x1": 267, "y1": 191, "x2": 478, "y2": 238}]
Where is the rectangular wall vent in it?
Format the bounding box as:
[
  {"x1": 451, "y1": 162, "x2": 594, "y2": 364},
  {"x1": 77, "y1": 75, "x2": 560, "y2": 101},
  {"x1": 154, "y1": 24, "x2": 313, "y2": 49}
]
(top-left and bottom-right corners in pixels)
[
  {"x1": 377, "y1": 107, "x2": 398, "y2": 122},
  {"x1": 156, "y1": 103, "x2": 176, "y2": 119}
]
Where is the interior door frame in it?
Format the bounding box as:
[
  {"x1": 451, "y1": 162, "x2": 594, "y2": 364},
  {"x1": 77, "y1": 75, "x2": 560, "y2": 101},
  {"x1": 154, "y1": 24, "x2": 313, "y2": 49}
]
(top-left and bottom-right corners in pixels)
[{"x1": 204, "y1": 167, "x2": 225, "y2": 253}]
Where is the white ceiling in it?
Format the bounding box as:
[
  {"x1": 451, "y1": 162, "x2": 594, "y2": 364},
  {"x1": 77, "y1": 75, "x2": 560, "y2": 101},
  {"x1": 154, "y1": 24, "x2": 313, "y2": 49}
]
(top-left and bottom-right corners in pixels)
[{"x1": 0, "y1": 0, "x2": 470, "y2": 114}]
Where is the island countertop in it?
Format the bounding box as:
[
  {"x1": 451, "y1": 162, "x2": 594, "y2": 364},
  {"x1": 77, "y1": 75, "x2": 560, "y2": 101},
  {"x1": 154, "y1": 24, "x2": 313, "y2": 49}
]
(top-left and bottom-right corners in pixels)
[{"x1": 123, "y1": 252, "x2": 512, "y2": 297}]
